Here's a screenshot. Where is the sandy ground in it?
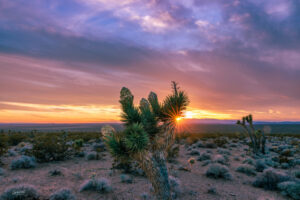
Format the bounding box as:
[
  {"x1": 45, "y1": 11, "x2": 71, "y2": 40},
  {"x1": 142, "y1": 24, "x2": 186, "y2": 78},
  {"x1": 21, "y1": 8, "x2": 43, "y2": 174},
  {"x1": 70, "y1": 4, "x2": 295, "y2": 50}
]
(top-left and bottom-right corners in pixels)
[{"x1": 0, "y1": 138, "x2": 299, "y2": 200}]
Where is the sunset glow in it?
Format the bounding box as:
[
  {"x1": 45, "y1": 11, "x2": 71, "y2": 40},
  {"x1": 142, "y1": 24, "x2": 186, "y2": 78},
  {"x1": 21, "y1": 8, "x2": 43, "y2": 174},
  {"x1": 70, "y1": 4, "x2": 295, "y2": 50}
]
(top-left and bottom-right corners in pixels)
[{"x1": 0, "y1": 0, "x2": 300, "y2": 123}]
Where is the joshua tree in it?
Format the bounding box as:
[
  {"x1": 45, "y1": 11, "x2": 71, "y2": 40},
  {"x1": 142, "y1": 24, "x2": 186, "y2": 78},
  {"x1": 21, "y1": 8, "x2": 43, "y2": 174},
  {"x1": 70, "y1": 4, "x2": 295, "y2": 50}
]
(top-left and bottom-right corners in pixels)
[
  {"x1": 237, "y1": 114, "x2": 266, "y2": 154},
  {"x1": 104, "y1": 81, "x2": 189, "y2": 200}
]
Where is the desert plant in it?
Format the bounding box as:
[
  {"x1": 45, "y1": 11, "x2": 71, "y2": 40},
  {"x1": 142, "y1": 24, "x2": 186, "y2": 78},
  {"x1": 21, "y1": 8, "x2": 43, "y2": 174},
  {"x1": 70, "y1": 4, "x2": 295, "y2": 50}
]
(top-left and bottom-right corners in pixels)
[
  {"x1": 49, "y1": 189, "x2": 76, "y2": 200},
  {"x1": 0, "y1": 134, "x2": 8, "y2": 163},
  {"x1": 73, "y1": 139, "x2": 83, "y2": 152},
  {"x1": 7, "y1": 132, "x2": 27, "y2": 146},
  {"x1": 104, "y1": 81, "x2": 189, "y2": 200},
  {"x1": 255, "y1": 159, "x2": 268, "y2": 172},
  {"x1": 79, "y1": 178, "x2": 112, "y2": 193},
  {"x1": 49, "y1": 169, "x2": 62, "y2": 176},
  {"x1": 205, "y1": 163, "x2": 232, "y2": 180},
  {"x1": 277, "y1": 181, "x2": 300, "y2": 200},
  {"x1": 236, "y1": 164, "x2": 257, "y2": 176},
  {"x1": 294, "y1": 170, "x2": 300, "y2": 179},
  {"x1": 120, "y1": 174, "x2": 133, "y2": 183},
  {"x1": 253, "y1": 168, "x2": 290, "y2": 190},
  {"x1": 237, "y1": 114, "x2": 266, "y2": 154},
  {"x1": 0, "y1": 168, "x2": 5, "y2": 176},
  {"x1": 197, "y1": 153, "x2": 211, "y2": 161},
  {"x1": 0, "y1": 184, "x2": 39, "y2": 200},
  {"x1": 85, "y1": 152, "x2": 99, "y2": 161},
  {"x1": 28, "y1": 133, "x2": 69, "y2": 162},
  {"x1": 10, "y1": 156, "x2": 36, "y2": 170}
]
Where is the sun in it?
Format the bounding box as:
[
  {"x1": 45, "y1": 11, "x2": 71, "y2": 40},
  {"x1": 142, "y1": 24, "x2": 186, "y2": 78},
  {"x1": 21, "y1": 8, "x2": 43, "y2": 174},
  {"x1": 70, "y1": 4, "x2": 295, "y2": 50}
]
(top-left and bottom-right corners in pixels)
[{"x1": 176, "y1": 116, "x2": 182, "y2": 122}]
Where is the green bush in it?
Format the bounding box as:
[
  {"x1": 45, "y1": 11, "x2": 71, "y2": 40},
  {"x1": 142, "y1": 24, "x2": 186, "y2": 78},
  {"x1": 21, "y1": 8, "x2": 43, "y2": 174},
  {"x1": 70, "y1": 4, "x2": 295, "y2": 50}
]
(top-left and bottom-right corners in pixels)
[
  {"x1": 0, "y1": 134, "x2": 8, "y2": 157},
  {"x1": 73, "y1": 139, "x2": 84, "y2": 152},
  {"x1": 28, "y1": 134, "x2": 69, "y2": 162},
  {"x1": 7, "y1": 132, "x2": 27, "y2": 146}
]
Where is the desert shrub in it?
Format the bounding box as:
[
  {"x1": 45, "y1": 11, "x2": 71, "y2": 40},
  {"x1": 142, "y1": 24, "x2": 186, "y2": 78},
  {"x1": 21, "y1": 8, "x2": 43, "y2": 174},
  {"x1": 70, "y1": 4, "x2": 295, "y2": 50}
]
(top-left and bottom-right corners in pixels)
[
  {"x1": 29, "y1": 134, "x2": 69, "y2": 162},
  {"x1": 140, "y1": 192, "x2": 151, "y2": 200},
  {"x1": 10, "y1": 156, "x2": 36, "y2": 170},
  {"x1": 294, "y1": 170, "x2": 300, "y2": 179},
  {"x1": 0, "y1": 168, "x2": 5, "y2": 176},
  {"x1": 7, "y1": 149, "x2": 17, "y2": 156},
  {"x1": 281, "y1": 149, "x2": 293, "y2": 157},
  {"x1": 79, "y1": 178, "x2": 112, "y2": 193},
  {"x1": 213, "y1": 137, "x2": 228, "y2": 147},
  {"x1": 277, "y1": 181, "x2": 300, "y2": 200},
  {"x1": 293, "y1": 159, "x2": 300, "y2": 166},
  {"x1": 207, "y1": 187, "x2": 217, "y2": 194},
  {"x1": 49, "y1": 189, "x2": 76, "y2": 200},
  {"x1": 281, "y1": 163, "x2": 290, "y2": 169},
  {"x1": 92, "y1": 142, "x2": 106, "y2": 152},
  {"x1": 236, "y1": 164, "x2": 257, "y2": 176},
  {"x1": 243, "y1": 158, "x2": 255, "y2": 165},
  {"x1": 85, "y1": 152, "x2": 99, "y2": 160},
  {"x1": 188, "y1": 150, "x2": 200, "y2": 156},
  {"x1": 7, "y1": 132, "x2": 27, "y2": 146},
  {"x1": 234, "y1": 156, "x2": 240, "y2": 161},
  {"x1": 202, "y1": 160, "x2": 211, "y2": 166},
  {"x1": 206, "y1": 164, "x2": 232, "y2": 180},
  {"x1": 255, "y1": 160, "x2": 268, "y2": 172},
  {"x1": 195, "y1": 141, "x2": 204, "y2": 148},
  {"x1": 0, "y1": 184, "x2": 39, "y2": 200},
  {"x1": 49, "y1": 169, "x2": 62, "y2": 176},
  {"x1": 264, "y1": 158, "x2": 280, "y2": 168},
  {"x1": 213, "y1": 154, "x2": 228, "y2": 165},
  {"x1": 0, "y1": 134, "x2": 8, "y2": 158},
  {"x1": 197, "y1": 153, "x2": 211, "y2": 161},
  {"x1": 72, "y1": 139, "x2": 83, "y2": 152},
  {"x1": 205, "y1": 142, "x2": 217, "y2": 149},
  {"x1": 229, "y1": 143, "x2": 238, "y2": 148},
  {"x1": 253, "y1": 168, "x2": 290, "y2": 190},
  {"x1": 217, "y1": 148, "x2": 231, "y2": 155},
  {"x1": 120, "y1": 174, "x2": 133, "y2": 183}
]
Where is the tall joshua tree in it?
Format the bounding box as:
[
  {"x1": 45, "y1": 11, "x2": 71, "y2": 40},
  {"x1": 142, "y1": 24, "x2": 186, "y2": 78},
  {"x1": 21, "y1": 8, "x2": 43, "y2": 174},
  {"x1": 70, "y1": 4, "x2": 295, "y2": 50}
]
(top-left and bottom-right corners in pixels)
[
  {"x1": 237, "y1": 114, "x2": 266, "y2": 154},
  {"x1": 104, "y1": 81, "x2": 189, "y2": 200}
]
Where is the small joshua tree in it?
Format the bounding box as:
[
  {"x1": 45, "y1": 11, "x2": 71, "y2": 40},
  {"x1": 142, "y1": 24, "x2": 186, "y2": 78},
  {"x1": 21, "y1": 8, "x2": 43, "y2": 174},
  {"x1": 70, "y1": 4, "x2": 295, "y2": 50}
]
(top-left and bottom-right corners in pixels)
[
  {"x1": 104, "y1": 81, "x2": 189, "y2": 200},
  {"x1": 237, "y1": 114, "x2": 266, "y2": 154}
]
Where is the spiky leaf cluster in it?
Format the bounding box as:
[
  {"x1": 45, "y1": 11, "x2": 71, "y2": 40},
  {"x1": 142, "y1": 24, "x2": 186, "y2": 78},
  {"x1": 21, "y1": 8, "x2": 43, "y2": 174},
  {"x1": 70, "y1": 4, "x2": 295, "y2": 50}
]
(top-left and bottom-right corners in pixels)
[
  {"x1": 124, "y1": 123, "x2": 149, "y2": 152},
  {"x1": 105, "y1": 81, "x2": 189, "y2": 158}
]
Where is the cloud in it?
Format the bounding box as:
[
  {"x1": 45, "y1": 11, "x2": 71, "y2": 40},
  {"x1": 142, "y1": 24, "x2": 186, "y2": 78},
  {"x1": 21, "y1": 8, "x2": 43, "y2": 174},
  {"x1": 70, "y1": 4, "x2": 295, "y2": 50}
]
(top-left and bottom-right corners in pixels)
[{"x1": 0, "y1": 0, "x2": 300, "y2": 122}]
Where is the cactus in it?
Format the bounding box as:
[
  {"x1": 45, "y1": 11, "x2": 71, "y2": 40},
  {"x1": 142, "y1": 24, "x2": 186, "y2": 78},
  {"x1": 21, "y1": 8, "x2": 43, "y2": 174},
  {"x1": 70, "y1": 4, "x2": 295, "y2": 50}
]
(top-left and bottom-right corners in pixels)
[
  {"x1": 237, "y1": 114, "x2": 266, "y2": 154},
  {"x1": 104, "y1": 81, "x2": 189, "y2": 200}
]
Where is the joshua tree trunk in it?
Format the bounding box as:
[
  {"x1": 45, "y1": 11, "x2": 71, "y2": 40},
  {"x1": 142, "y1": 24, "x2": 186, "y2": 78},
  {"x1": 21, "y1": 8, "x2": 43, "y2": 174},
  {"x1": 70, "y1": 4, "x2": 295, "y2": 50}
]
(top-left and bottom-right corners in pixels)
[{"x1": 136, "y1": 152, "x2": 171, "y2": 200}]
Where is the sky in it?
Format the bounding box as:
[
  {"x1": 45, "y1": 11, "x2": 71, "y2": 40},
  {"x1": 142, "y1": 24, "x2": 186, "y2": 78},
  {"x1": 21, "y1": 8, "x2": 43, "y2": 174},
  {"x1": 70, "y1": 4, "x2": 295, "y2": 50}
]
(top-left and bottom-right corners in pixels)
[{"x1": 0, "y1": 0, "x2": 300, "y2": 123}]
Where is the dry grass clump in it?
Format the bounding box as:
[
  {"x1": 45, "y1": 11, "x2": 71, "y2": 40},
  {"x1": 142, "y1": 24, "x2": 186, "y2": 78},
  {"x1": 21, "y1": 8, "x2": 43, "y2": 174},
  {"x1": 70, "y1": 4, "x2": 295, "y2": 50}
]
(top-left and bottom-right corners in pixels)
[
  {"x1": 236, "y1": 164, "x2": 257, "y2": 176},
  {"x1": 206, "y1": 164, "x2": 232, "y2": 180},
  {"x1": 49, "y1": 189, "x2": 76, "y2": 200},
  {"x1": 120, "y1": 174, "x2": 133, "y2": 183},
  {"x1": 79, "y1": 178, "x2": 112, "y2": 193},
  {"x1": 255, "y1": 159, "x2": 268, "y2": 172},
  {"x1": 197, "y1": 153, "x2": 211, "y2": 161},
  {"x1": 277, "y1": 181, "x2": 300, "y2": 200},
  {"x1": 0, "y1": 184, "x2": 39, "y2": 200},
  {"x1": 253, "y1": 168, "x2": 290, "y2": 190},
  {"x1": 10, "y1": 155, "x2": 36, "y2": 170}
]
